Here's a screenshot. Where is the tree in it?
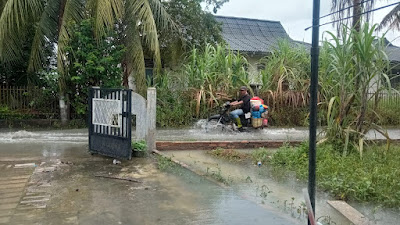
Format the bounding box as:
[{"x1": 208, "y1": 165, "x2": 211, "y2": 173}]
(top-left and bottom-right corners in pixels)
[
  {"x1": 331, "y1": 0, "x2": 376, "y2": 32},
  {"x1": 0, "y1": 0, "x2": 175, "y2": 124},
  {"x1": 66, "y1": 19, "x2": 125, "y2": 116},
  {"x1": 377, "y1": 3, "x2": 400, "y2": 31},
  {"x1": 159, "y1": 0, "x2": 224, "y2": 68}
]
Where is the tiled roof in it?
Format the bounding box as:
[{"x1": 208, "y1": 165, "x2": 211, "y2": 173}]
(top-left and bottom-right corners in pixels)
[
  {"x1": 374, "y1": 38, "x2": 400, "y2": 62},
  {"x1": 385, "y1": 43, "x2": 400, "y2": 62},
  {"x1": 215, "y1": 16, "x2": 308, "y2": 54}
]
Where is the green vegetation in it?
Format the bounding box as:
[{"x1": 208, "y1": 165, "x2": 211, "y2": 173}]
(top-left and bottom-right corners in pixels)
[
  {"x1": 66, "y1": 19, "x2": 124, "y2": 116},
  {"x1": 157, "y1": 155, "x2": 176, "y2": 171},
  {"x1": 132, "y1": 140, "x2": 147, "y2": 151},
  {"x1": 132, "y1": 140, "x2": 147, "y2": 157},
  {"x1": 206, "y1": 167, "x2": 232, "y2": 185},
  {"x1": 270, "y1": 142, "x2": 400, "y2": 207},
  {"x1": 207, "y1": 148, "x2": 247, "y2": 161},
  {"x1": 156, "y1": 43, "x2": 249, "y2": 127},
  {"x1": 250, "y1": 147, "x2": 273, "y2": 165}
]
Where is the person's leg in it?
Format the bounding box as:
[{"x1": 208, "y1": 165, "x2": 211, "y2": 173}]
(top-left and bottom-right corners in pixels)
[{"x1": 230, "y1": 109, "x2": 244, "y2": 128}]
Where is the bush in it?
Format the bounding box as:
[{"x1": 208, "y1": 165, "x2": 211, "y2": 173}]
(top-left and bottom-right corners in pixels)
[{"x1": 270, "y1": 142, "x2": 400, "y2": 207}]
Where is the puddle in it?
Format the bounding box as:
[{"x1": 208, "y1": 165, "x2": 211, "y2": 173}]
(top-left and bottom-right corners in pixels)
[
  {"x1": 162, "y1": 149, "x2": 400, "y2": 225},
  {"x1": 0, "y1": 141, "x2": 298, "y2": 224}
]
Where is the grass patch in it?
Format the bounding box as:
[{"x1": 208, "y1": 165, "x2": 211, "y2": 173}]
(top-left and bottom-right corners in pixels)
[
  {"x1": 270, "y1": 142, "x2": 400, "y2": 207},
  {"x1": 250, "y1": 147, "x2": 274, "y2": 165},
  {"x1": 157, "y1": 155, "x2": 176, "y2": 171},
  {"x1": 206, "y1": 167, "x2": 232, "y2": 185},
  {"x1": 207, "y1": 148, "x2": 248, "y2": 162}
]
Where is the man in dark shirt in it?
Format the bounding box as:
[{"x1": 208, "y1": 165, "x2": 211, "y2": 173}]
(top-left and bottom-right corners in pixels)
[{"x1": 229, "y1": 86, "x2": 251, "y2": 131}]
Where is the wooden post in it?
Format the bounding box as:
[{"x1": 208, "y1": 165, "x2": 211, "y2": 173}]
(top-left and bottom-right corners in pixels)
[{"x1": 146, "y1": 88, "x2": 156, "y2": 153}]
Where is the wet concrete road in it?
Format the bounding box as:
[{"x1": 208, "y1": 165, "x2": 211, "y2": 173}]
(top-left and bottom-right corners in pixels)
[
  {"x1": 1, "y1": 125, "x2": 399, "y2": 144},
  {"x1": 1, "y1": 127, "x2": 400, "y2": 224},
  {"x1": 0, "y1": 139, "x2": 299, "y2": 224}
]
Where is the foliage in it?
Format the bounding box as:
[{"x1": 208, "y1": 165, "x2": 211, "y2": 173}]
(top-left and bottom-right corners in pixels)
[
  {"x1": 258, "y1": 40, "x2": 310, "y2": 126},
  {"x1": 207, "y1": 148, "x2": 247, "y2": 161},
  {"x1": 270, "y1": 142, "x2": 400, "y2": 207},
  {"x1": 160, "y1": 0, "x2": 223, "y2": 68},
  {"x1": 0, "y1": 105, "x2": 33, "y2": 119},
  {"x1": 65, "y1": 19, "x2": 124, "y2": 116},
  {"x1": 250, "y1": 147, "x2": 273, "y2": 165},
  {"x1": 377, "y1": 3, "x2": 400, "y2": 31},
  {"x1": 368, "y1": 98, "x2": 400, "y2": 126},
  {"x1": 132, "y1": 140, "x2": 147, "y2": 152},
  {"x1": 259, "y1": 40, "x2": 310, "y2": 92},
  {"x1": 155, "y1": 43, "x2": 250, "y2": 127},
  {"x1": 320, "y1": 24, "x2": 391, "y2": 156},
  {"x1": 157, "y1": 155, "x2": 176, "y2": 171},
  {"x1": 330, "y1": 0, "x2": 376, "y2": 32},
  {"x1": 0, "y1": 0, "x2": 176, "y2": 123}
]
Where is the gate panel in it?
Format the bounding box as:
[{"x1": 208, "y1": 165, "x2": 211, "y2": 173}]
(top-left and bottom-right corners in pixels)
[{"x1": 89, "y1": 87, "x2": 132, "y2": 159}]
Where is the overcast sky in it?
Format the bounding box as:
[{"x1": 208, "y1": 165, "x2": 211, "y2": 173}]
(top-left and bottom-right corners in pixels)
[{"x1": 211, "y1": 0, "x2": 400, "y2": 45}]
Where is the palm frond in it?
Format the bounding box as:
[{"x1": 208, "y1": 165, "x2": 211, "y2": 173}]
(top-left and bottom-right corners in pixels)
[
  {"x1": 87, "y1": 0, "x2": 123, "y2": 39},
  {"x1": 28, "y1": 0, "x2": 60, "y2": 73},
  {"x1": 129, "y1": 0, "x2": 161, "y2": 70},
  {"x1": 148, "y1": 0, "x2": 177, "y2": 31},
  {"x1": 123, "y1": 17, "x2": 146, "y2": 95},
  {"x1": 377, "y1": 4, "x2": 400, "y2": 31},
  {"x1": 0, "y1": 0, "x2": 43, "y2": 61},
  {"x1": 57, "y1": 0, "x2": 84, "y2": 91}
]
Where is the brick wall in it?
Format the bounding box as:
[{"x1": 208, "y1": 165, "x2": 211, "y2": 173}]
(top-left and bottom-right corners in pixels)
[{"x1": 156, "y1": 141, "x2": 301, "y2": 151}]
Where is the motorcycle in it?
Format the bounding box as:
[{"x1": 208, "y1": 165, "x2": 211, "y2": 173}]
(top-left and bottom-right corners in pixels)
[{"x1": 206, "y1": 101, "x2": 252, "y2": 132}]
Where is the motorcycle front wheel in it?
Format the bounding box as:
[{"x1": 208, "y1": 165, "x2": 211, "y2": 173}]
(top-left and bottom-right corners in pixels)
[{"x1": 206, "y1": 117, "x2": 224, "y2": 132}]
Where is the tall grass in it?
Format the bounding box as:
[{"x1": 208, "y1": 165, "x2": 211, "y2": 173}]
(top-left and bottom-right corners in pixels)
[
  {"x1": 270, "y1": 143, "x2": 400, "y2": 207},
  {"x1": 155, "y1": 43, "x2": 250, "y2": 127},
  {"x1": 320, "y1": 24, "x2": 392, "y2": 156},
  {"x1": 258, "y1": 40, "x2": 311, "y2": 126}
]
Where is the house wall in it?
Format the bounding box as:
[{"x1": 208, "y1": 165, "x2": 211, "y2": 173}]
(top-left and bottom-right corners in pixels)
[{"x1": 245, "y1": 55, "x2": 263, "y2": 85}]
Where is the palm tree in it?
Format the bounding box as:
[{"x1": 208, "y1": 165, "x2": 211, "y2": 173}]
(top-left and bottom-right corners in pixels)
[
  {"x1": 377, "y1": 3, "x2": 400, "y2": 31},
  {"x1": 331, "y1": 0, "x2": 376, "y2": 32},
  {"x1": 0, "y1": 0, "x2": 174, "y2": 124}
]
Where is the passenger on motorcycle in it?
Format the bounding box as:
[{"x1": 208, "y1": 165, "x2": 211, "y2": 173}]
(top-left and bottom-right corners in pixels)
[{"x1": 229, "y1": 86, "x2": 251, "y2": 131}]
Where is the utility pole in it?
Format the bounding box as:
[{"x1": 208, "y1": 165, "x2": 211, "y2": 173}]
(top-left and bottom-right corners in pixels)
[{"x1": 309, "y1": 0, "x2": 320, "y2": 224}]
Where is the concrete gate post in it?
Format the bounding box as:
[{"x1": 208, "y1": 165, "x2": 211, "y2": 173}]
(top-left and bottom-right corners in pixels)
[
  {"x1": 131, "y1": 93, "x2": 147, "y2": 140},
  {"x1": 146, "y1": 88, "x2": 157, "y2": 153}
]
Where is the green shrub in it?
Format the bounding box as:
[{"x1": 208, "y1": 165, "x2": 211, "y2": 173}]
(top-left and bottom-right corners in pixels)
[
  {"x1": 270, "y1": 142, "x2": 400, "y2": 207},
  {"x1": 207, "y1": 148, "x2": 247, "y2": 162},
  {"x1": 132, "y1": 140, "x2": 147, "y2": 152},
  {"x1": 250, "y1": 148, "x2": 273, "y2": 165}
]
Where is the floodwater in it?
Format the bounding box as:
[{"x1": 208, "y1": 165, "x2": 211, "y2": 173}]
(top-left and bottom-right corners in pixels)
[
  {"x1": 161, "y1": 149, "x2": 400, "y2": 225},
  {"x1": 1, "y1": 126, "x2": 400, "y2": 225},
  {"x1": 0, "y1": 131, "x2": 298, "y2": 225},
  {"x1": 1, "y1": 120, "x2": 399, "y2": 142}
]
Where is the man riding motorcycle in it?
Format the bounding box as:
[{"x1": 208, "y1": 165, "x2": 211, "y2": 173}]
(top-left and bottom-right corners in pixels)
[{"x1": 229, "y1": 86, "x2": 251, "y2": 132}]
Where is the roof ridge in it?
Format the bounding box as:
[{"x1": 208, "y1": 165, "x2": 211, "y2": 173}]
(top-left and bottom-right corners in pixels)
[{"x1": 214, "y1": 15, "x2": 281, "y2": 24}]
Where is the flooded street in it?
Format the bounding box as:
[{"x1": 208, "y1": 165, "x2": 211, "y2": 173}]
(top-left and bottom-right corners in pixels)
[
  {"x1": 1, "y1": 127, "x2": 400, "y2": 224},
  {"x1": 0, "y1": 131, "x2": 298, "y2": 225}
]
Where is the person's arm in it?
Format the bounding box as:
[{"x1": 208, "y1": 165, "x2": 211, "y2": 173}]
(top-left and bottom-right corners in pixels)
[{"x1": 230, "y1": 100, "x2": 243, "y2": 106}]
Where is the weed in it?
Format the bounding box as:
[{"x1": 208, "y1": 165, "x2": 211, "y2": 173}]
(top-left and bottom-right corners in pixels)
[
  {"x1": 245, "y1": 176, "x2": 253, "y2": 183},
  {"x1": 251, "y1": 147, "x2": 273, "y2": 165},
  {"x1": 270, "y1": 142, "x2": 400, "y2": 207},
  {"x1": 157, "y1": 155, "x2": 176, "y2": 171},
  {"x1": 132, "y1": 140, "x2": 147, "y2": 152},
  {"x1": 207, "y1": 148, "x2": 247, "y2": 162},
  {"x1": 206, "y1": 167, "x2": 232, "y2": 185}
]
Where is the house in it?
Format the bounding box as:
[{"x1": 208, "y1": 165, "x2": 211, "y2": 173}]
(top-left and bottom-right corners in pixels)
[
  {"x1": 214, "y1": 15, "x2": 310, "y2": 85},
  {"x1": 215, "y1": 15, "x2": 400, "y2": 90},
  {"x1": 383, "y1": 39, "x2": 400, "y2": 89}
]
